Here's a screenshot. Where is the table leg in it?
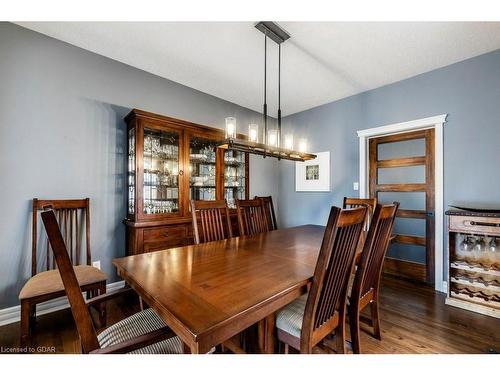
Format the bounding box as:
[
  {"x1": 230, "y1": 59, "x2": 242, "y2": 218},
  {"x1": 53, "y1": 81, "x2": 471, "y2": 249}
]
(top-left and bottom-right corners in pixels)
[
  {"x1": 257, "y1": 313, "x2": 276, "y2": 354},
  {"x1": 264, "y1": 314, "x2": 275, "y2": 354}
]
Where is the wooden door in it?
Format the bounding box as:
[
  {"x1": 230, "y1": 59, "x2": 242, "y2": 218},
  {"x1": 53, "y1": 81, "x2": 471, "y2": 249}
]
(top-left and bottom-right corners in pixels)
[{"x1": 369, "y1": 129, "x2": 435, "y2": 284}]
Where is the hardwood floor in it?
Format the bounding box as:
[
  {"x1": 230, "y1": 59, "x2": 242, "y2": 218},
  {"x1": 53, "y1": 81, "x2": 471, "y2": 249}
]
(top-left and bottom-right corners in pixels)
[{"x1": 0, "y1": 277, "x2": 498, "y2": 354}]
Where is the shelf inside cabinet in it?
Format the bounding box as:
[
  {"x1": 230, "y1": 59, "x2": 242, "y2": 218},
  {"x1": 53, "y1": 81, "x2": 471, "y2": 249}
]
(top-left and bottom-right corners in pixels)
[{"x1": 450, "y1": 260, "x2": 500, "y2": 277}]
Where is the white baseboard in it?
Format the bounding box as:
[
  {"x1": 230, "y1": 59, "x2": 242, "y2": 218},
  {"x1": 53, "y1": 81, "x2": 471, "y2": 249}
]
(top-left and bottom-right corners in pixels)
[
  {"x1": 441, "y1": 281, "x2": 448, "y2": 294},
  {"x1": 0, "y1": 280, "x2": 125, "y2": 327}
]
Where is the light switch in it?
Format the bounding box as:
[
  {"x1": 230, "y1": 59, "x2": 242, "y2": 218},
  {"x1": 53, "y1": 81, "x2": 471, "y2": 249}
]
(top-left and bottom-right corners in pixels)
[{"x1": 353, "y1": 182, "x2": 359, "y2": 191}]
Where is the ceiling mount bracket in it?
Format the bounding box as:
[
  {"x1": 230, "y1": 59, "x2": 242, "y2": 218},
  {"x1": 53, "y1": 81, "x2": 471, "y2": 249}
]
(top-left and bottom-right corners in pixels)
[{"x1": 255, "y1": 22, "x2": 290, "y2": 44}]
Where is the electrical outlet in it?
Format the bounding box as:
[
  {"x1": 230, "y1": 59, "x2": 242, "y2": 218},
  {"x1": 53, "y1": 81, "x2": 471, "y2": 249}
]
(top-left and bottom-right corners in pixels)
[
  {"x1": 92, "y1": 261, "x2": 101, "y2": 270},
  {"x1": 353, "y1": 182, "x2": 359, "y2": 191}
]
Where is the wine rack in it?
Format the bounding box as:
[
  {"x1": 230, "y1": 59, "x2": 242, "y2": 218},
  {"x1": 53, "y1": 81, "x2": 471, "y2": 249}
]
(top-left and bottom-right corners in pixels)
[{"x1": 446, "y1": 209, "x2": 500, "y2": 318}]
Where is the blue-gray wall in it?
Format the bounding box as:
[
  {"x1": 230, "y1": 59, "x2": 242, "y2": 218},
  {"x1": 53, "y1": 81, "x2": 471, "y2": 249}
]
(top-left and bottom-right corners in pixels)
[
  {"x1": 279, "y1": 48, "x2": 500, "y2": 280},
  {"x1": 0, "y1": 22, "x2": 278, "y2": 309}
]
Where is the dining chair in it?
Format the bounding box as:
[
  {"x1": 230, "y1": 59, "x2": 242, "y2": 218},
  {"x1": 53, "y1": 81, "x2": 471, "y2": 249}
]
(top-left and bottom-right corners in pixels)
[
  {"x1": 254, "y1": 195, "x2": 278, "y2": 231},
  {"x1": 349, "y1": 202, "x2": 399, "y2": 354},
  {"x1": 236, "y1": 199, "x2": 268, "y2": 236},
  {"x1": 343, "y1": 197, "x2": 377, "y2": 228},
  {"x1": 190, "y1": 200, "x2": 233, "y2": 244},
  {"x1": 275, "y1": 206, "x2": 368, "y2": 354},
  {"x1": 19, "y1": 198, "x2": 107, "y2": 347},
  {"x1": 40, "y1": 209, "x2": 184, "y2": 354}
]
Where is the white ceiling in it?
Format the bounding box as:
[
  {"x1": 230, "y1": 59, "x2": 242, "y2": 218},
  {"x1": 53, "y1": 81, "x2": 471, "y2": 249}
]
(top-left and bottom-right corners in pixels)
[{"x1": 16, "y1": 22, "x2": 500, "y2": 116}]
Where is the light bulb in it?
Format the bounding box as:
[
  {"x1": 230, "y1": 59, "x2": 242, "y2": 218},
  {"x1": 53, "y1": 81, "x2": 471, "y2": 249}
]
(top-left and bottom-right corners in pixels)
[
  {"x1": 267, "y1": 129, "x2": 278, "y2": 147},
  {"x1": 284, "y1": 133, "x2": 294, "y2": 150},
  {"x1": 298, "y1": 138, "x2": 308, "y2": 153},
  {"x1": 225, "y1": 117, "x2": 237, "y2": 139},
  {"x1": 248, "y1": 124, "x2": 259, "y2": 142}
]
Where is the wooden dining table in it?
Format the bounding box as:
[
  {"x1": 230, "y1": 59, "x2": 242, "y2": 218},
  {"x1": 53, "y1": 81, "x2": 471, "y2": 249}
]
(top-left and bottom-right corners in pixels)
[{"x1": 113, "y1": 224, "x2": 325, "y2": 354}]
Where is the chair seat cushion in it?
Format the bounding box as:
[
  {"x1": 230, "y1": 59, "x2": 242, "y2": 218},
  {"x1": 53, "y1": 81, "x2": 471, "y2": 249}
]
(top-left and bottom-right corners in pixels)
[
  {"x1": 276, "y1": 294, "x2": 308, "y2": 338},
  {"x1": 19, "y1": 265, "x2": 107, "y2": 299},
  {"x1": 97, "y1": 308, "x2": 183, "y2": 354}
]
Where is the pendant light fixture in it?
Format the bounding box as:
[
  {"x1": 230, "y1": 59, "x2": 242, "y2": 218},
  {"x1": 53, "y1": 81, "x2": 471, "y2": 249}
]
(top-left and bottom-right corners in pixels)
[{"x1": 217, "y1": 22, "x2": 316, "y2": 162}]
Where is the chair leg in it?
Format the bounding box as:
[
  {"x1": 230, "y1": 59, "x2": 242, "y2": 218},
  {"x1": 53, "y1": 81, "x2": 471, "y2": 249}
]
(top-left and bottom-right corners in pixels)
[
  {"x1": 370, "y1": 300, "x2": 381, "y2": 340},
  {"x1": 283, "y1": 343, "x2": 289, "y2": 354},
  {"x1": 139, "y1": 297, "x2": 144, "y2": 311},
  {"x1": 98, "y1": 282, "x2": 107, "y2": 327},
  {"x1": 349, "y1": 306, "x2": 361, "y2": 354},
  {"x1": 335, "y1": 314, "x2": 347, "y2": 354},
  {"x1": 20, "y1": 300, "x2": 32, "y2": 347}
]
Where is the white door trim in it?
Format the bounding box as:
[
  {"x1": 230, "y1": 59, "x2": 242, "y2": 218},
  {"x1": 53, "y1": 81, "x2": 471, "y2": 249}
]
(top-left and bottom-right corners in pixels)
[{"x1": 357, "y1": 114, "x2": 448, "y2": 293}]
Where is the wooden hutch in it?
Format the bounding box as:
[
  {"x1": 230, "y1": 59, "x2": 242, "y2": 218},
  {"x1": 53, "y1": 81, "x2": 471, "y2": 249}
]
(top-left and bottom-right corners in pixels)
[
  {"x1": 446, "y1": 208, "x2": 500, "y2": 319},
  {"x1": 124, "y1": 109, "x2": 249, "y2": 255}
]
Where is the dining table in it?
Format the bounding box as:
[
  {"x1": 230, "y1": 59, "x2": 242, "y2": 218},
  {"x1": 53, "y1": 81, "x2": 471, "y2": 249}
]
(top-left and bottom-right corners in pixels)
[{"x1": 113, "y1": 224, "x2": 325, "y2": 354}]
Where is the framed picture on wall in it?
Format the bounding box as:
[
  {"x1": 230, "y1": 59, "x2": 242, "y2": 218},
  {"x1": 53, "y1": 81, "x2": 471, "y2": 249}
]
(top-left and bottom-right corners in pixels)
[{"x1": 295, "y1": 151, "x2": 330, "y2": 192}]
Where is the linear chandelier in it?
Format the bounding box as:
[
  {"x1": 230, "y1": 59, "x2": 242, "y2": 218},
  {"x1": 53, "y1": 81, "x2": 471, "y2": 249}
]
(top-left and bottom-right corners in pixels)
[{"x1": 217, "y1": 22, "x2": 316, "y2": 162}]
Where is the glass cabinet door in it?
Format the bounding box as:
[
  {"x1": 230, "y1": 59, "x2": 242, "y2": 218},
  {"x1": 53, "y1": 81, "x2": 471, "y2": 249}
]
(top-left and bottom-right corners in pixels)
[
  {"x1": 224, "y1": 150, "x2": 247, "y2": 209},
  {"x1": 142, "y1": 127, "x2": 180, "y2": 215},
  {"x1": 189, "y1": 135, "x2": 217, "y2": 201},
  {"x1": 127, "y1": 127, "x2": 136, "y2": 216}
]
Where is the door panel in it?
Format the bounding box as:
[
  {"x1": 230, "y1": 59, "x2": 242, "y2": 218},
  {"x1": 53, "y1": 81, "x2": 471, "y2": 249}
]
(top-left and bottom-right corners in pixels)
[
  {"x1": 377, "y1": 138, "x2": 425, "y2": 160},
  {"x1": 377, "y1": 165, "x2": 426, "y2": 184},
  {"x1": 393, "y1": 217, "x2": 426, "y2": 237},
  {"x1": 377, "y1": 191, "x2": 426, "y2": 211},
  {"x1": 369, "y1": 129, "x2": 435, "y2": 284},
  {"x1": 387, "y1": 243, "x2": 426, "y2": 263}
]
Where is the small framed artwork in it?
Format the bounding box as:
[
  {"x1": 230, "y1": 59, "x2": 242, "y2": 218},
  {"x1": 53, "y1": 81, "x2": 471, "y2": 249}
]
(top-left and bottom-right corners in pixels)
[{"x1": 295, "y1": 151, "x2": 330, "y2": 192}]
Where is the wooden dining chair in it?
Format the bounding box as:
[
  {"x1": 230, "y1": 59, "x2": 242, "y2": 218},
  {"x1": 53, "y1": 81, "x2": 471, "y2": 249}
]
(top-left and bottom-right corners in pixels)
[
  {"x1": 343, "y1": 197, "x2": 377, "y2": 228},
  {"x1": 349, "y1": 202, "x2": 399, "y2": 354},
  {"x1": 190, "y1": 200, "x2": 233, "y2": 244},
  {"x1": 254, "y1": 196, "x2": 278, "y2": 231},
  {"x1": 19, "y1": 198, "x2": 107, "y2": 346},
  {"x1": 40, "y1": 209, "x2": 184, "y2": 354},
  {"x1": 236, "y1": 199, "x2": 268, "y2": 236},
  {"x1": 275, "y1": 206, "x2": 368, "y2": 354}
]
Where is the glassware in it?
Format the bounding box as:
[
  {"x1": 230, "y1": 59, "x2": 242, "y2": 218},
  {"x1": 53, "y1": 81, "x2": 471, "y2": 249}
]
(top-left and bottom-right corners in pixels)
[
  {"x1": 471, "y1": 236, "x2": 482, "y2": 252},
  {"x1": 483, "y1": 236, "x2": 493, "y2": 252},
  {"x1": 491, "y1": 238, "x2": 498, "y2": 252}
]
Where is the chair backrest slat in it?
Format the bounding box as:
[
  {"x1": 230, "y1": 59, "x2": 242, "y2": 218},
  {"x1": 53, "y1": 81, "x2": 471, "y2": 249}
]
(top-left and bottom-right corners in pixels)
[
  {"x1": 236, "y1": 199, "x2": 268, "y2": 236},
  {"x1": 255, "y1": 196, "x2": 278, "y2": 231},
  {"x1": 343, "y1": 197, "x2": 377, "y2": 228},
  {"x1": 32, "y1": 198, "x2": 91, "y2": 276},
  {"x1": 301, "y1": 206, "x2": 367, "y2": 349},
  {"x1": 191, "y1": 200, "x2": 233, "y2": 244},
  {"x1": 353, "y1": 203, "x2": 399, "y2": 299},
  {"x1": 41, "y1": 210, "x2": 100, "y2": 353}
]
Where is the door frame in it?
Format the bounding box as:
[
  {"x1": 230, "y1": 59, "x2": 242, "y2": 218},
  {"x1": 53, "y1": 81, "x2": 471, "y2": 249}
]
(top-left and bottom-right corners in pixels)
[{"x1": 357, "y1": 114, "x2": 447, "y2": 293}]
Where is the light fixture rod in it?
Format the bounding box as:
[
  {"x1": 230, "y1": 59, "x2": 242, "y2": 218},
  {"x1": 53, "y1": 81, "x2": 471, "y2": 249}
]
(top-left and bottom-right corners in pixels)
[
  {"x1": 263, "y1": 35, "x2": 268, "y2": 156},
  {"x1": 277, "y1": 43, "x2": 281, "y2": 150}
]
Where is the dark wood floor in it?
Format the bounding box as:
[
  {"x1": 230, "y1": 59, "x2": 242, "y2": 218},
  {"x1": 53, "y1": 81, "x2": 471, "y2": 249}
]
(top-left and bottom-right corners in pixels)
[{"x1": 1, "y1": 277, "x2": 499, "y2": 354}]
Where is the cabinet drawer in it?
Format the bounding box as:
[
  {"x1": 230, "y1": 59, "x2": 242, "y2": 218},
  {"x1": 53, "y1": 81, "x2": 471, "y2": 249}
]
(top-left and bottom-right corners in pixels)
[
  {"x1": 143, "y1": 225, "x2": 188, "y2": 242},
  {"x1": 449, "y1": 216, "x2": 500, "y2": 236},
  {"x1": 143, "y1": 238, "x2": 189, "y2": 252}
]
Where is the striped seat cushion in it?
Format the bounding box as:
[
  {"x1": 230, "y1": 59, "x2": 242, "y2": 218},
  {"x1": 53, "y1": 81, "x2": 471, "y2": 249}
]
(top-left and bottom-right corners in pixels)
[
  {"x1": 275, "y1": 294, "x2": 308, "y2": 338},
  {"x1": 97, "y1": 308, "x2": 183, "y2": 354}
]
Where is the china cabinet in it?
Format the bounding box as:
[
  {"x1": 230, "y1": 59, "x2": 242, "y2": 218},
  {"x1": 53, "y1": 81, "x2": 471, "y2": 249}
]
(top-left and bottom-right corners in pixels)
[
  {"x1": 445, "y1": 209, "x2": 500, "y2": 319},
  {"x1": 125, "y1": 109, "x2": 249, "y2": 255}
]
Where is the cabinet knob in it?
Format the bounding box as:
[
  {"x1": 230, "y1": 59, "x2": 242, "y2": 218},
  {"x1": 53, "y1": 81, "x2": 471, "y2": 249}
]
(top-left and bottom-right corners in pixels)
[{"x1": 179, "y1": 170, "x2": 184, "y2": 176}]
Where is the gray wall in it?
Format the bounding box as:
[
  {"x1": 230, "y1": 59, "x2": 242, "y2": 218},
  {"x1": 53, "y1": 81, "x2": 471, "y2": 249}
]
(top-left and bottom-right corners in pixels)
[
  {"x1": 279, "y1": 48, "x2": 500, "y2": 280},
  {"x1": 0, "y1": 22, "x2": 278, "y2": 309}
]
